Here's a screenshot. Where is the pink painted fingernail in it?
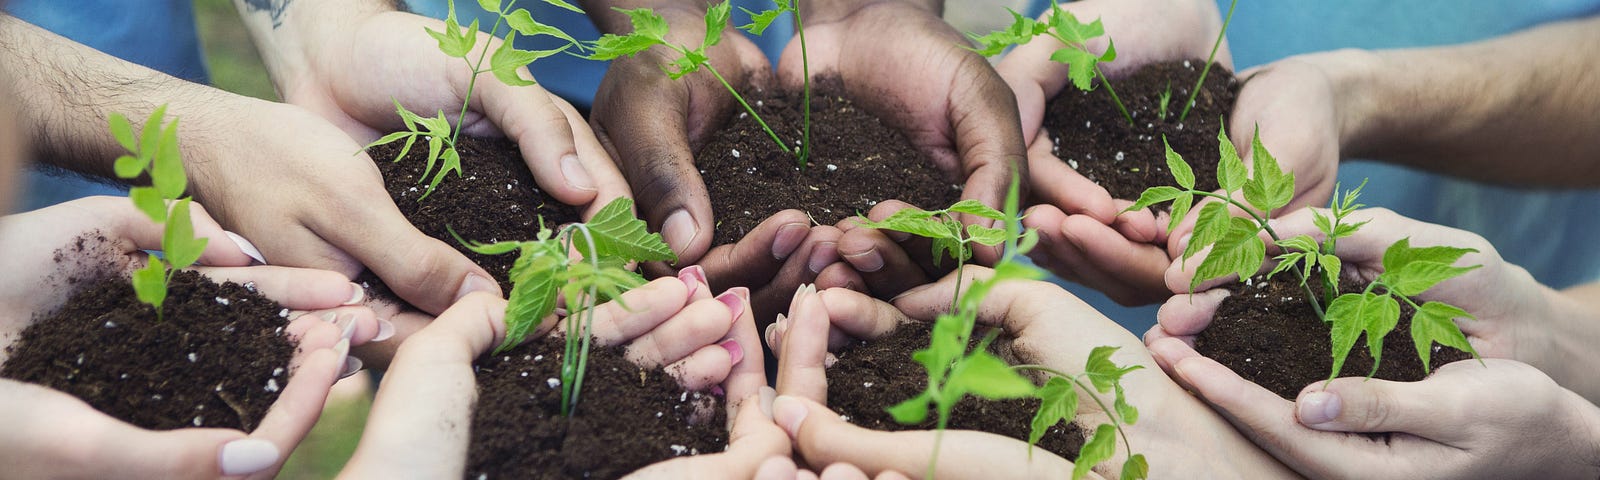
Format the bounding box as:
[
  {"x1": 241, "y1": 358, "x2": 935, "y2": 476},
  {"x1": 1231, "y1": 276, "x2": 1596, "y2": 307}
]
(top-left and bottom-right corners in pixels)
[
  {"x1": 218, "y1": 438, "x2": 279, "y2": 476},
  {"x1": 716, "y1": 287, "x2": 748, "y2": 321},
  {"x1": 678, "y1": 265, "x2": 707, "y2": 298},
  {"x1": 344, "y1": 283, "x2": 365, "y2": 306},
  {"x1": 808, "y1": 242, "x2": 838, "y2": 274},
  {"x1": 373, "y1": 319, "x2": 395, "y2": 342},
  {"x1": 719, "y1": 339, "x2": 744, "y2": 365},
  {"x1": 225, "y1": 231, "x2": 267, "y2": 265},
  {"x1": 772, "y1": 223, "x2": 808, "y2": 260}
]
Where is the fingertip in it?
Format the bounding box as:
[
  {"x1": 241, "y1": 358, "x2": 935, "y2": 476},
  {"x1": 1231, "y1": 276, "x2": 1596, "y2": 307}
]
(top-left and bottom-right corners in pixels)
[
  {"x1": 218, "y1": 438, "x2": 280, "y2": 476},
  {"x1": 772, "y1": 394, "x2": 810, "y2": 439}
]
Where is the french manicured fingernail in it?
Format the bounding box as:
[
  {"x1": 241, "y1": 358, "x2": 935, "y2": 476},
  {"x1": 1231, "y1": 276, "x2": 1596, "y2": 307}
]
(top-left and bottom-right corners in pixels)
[
  {"x1": 758, "y1": 386, "x2": 777, "y2": 420},
  {"x1": 662, "y1": 209, "x2": 699, "y2": 256},
  {"x1": 719, "y1": 339, "x2": 744, "y2": 365},
  {"x1": 716, "y1": 287, "x2": 749, "y2": 320},
  {"x1": 343, "y1": 283, "x2": 365, "y2": 306},
  {"x1": 225, "y1": 231, "x2": 267, "y2": 265},
  {"x1": 339, "y1": 356, "x2": 364, "y2": 379},
  {"x1": 772, "y1": 395, "x2": 808, "y2": 438},
  {"x1": 843, "y1": 247, "x2": 884, "y2": 273},
  {"x1": 1298, "y1": 391, "x2": 1341, "y2": 426},
  {"x1": 337, "y1": 314, "x2": 357, "y2": 341},
  {"x1": 772, "y1": 223, "x2": 808, "y2": 260},
  {"x1": 455, "y1": 273, "x2": 497, "y2": 302},
  {"x1": 560, "y1": 154, "x2": 595, "y2": 191},
  {"x1": 677, "y1": 265, "x2": 707, "y2": 298},
  {"x1": 824, "y1": 353, "x2": 838, "y2": 368},
  {"x1": 218, "y1": 438, "x2": 280, "y2": 476},
  {"x1": 764, "y1": 322, "x2": 779, "y2": 348},
  {"x1": 320, "y1": 311, "x2": 338, "y2": 324},
  {"x1": 333, "y1": 338, "x2": 350, "y2": 359},
  {"x1": 373, "y1": 319, "x2": 395, "y2": 342},
  {"x1": 808, "y1": 242, "x2": 838, "y2": 274}
]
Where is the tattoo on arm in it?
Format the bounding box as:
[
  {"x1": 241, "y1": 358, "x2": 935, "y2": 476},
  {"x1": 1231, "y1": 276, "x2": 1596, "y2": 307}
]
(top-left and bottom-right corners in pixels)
[{"x1": 241, "y1": 0, "x2": 293, "y2": 28}]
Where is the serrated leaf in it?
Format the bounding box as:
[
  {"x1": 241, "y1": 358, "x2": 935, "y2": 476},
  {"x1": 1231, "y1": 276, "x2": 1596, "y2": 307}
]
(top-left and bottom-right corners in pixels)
[
  {"x1": 949, "y1": 352, "x2": 1036, "y2": 400},
  {"x1": 504, "y1": 9, "x2": 582, "y2": 48},
  {"x1": 965, "y1": 224, "x2": 1008, "y2": 247},
  {"x1": 1084, "y1": 346, "x2": 1140, "y2": 393},
  {"x1": 1051, "y1": 47, "x2": 1100, "y2": 91},
  {"x1": 664, "y1": 49, "x2": 707, "y2": 79},
  {"x1": 113, "y1": 155, "x2": 145, "y2": 179},
  {"x1": 1380, "y1": 238, "x2": 1478, "y2": 277},
  {"x1": 859, "y1": 208, "x2": 948, "y2": 240},
  {"x1": 1048, "y1": 8, "x2": 1104, "y2": 46},
  {"x1": 132, "y1": 259, "x2": 168, "y2": 311},
  {"x1": 1276, "y1": 234, "x2": 1319, "y2": 254},
  {"x1": 738, "y1": 6, "x2": 786, "y2": 35},
  {"x1": 1124, "y1": 186, "x2": 1183, "y2": 212},
  {"x1": 1191, "y1": 217, "x2": 1266, "y2": 291},
  {"x1": 110, "y1": 113, "x2": 137, "y2": 152},
  {"x1": 1326, "y1": 292, "x2": 1400, "y2": 380},
  {"x1": 1029, "y1": 376, "x2": 1076, "y2": 449},
  {"x1": 1121, "y1": 454, "x2": 1149, "y2": 480},
  {"x1": 426, "y1": 13, "x2": 479, "y2": 59},
  {"x1": 129, "y1": 187, "x2": 167, "y2": 223},
  {"x1": 1166, "y1": 192, "x2": 1192, "y2": 233},
  {"x1": 541, "y1": 0, "x2": 585, "y2": 14},
  {"x1": 887, "y1": 393, "x2": 931, "y2": 424},
  {"x1": 497, "y1": 242, "x2": 566, "y2": 353},
  {"x1": 1267, "y1": 252, "x2": 1305, "y2": 279},
  {"x1": 1318, "y1": 253, "x2": 1342, "y2": 290},
  {"x1": 162, "y1": 199, "x2": 207, "y2": 269},
  {"x1": 1163, "y1": 137, "x2": 1194, "y2": 190},
  {"x1": 947, "y1": 199, "x2": 1006, "y2": 220},
  {"x1": 1411, "y1": 301, "x2": 1480, "y2": 372},
  {"x1": 701, "y1": 1, "x2": 731, "y2": 50},
  {"x1": 1241, "y1": 127, "x2": 1293, "y2": 214},
  {"x1": 151, "y1": 118, "x2": 186, "y2": 199},
  {"x1": 1312, "y1": 210, "x2": 1334, "y2": 238},
  {"x1": 967, "y1": 8, "x2": 1047, "y2": 56},
  {"x1": 1075, "y1": 424, "x2": 1117, "y2": 480},
  {"x1": 1382, "y1": 261, "x2": 1480, "y2": 298},
  {"x1": 571, "y1": 198, "x2": 677, "y2": 263},
  {"x1": 1113, "y1": 382, "x2": 1138, "y2": 424},
  {"x1": 1183, "y1": 202, "x2": 1230, "y2": 262},
  {"x1": 1216, "y1": 124, "x2": 1246, "y2": 193},
  {"x1": 490, "y1": 41, "x2": 568, "y2": 87}
]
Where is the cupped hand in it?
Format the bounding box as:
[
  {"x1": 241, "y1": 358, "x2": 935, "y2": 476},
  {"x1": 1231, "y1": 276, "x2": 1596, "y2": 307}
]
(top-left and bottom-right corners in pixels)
[
  {"x1": 1148, "y1": 339, "x2": 1600, "y2": 479},
  {"x1": 343, "y1": 272, "x2": 790, "y2": 478}
]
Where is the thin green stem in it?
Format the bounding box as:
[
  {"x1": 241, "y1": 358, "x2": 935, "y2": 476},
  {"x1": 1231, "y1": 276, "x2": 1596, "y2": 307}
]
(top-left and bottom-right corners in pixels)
[
  {"x1": 451, "y1": 11, "x2": 507, "y2": 147},
  {"x1": 1094, "y1": 64, "x2": 1134, "y2": 126},
  {"x1": 1012, "y1": 365, "x2": 1137, "y2": 460},
  {"x1": 928, "y1": 406, "x2": 949, "y2": 480},
  {"x1": 795, "y1": 7, "x2": 811, "y2": 168},
  {"x1": 1177, "y1": 0, "x2": 1237, "y2": 122},
  {"x1": 703, "y1": 63, "x2": 793, "y2": 156},
  {"x1": 1188, "y1": 191, "x2": 1327, "y2": 318},
  {"x1": 561, "y1": 224, "x2": 603, "y2": 416}
]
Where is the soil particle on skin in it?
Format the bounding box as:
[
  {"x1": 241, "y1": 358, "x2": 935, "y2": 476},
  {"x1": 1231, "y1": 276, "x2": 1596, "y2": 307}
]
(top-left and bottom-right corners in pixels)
[
  {"x1": 696, "y1": 76, "x2": 962, "y2": 246},
  {"x1": 1196, "y1": 273, "x2": 1472, "y2": 399},
  {"x1": 1, "y1": 267, "x2": 296, "y2": 432},
  {"x1": 825, "y1": 323, "x2": 1085, "y2": 461},
  {"x1": 359, "y1": 136, "x2": 580, "y2": 301},
  {"x1": 1044, "y1": 60, "x2": 1238, "y2": 201},
  {"x1": 466, "y1": 336, "x2": 726, "y2": 480}
]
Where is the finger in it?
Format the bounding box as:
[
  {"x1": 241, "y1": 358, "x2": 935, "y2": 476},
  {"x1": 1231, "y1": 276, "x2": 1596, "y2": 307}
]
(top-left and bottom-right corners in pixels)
[
  {"x1": 1026, "y1": 133, "x2": 1118, "y2": 224},
  {"x1": 1022, "y1": 207, "x2": 1149, "y2": 304},
  {"x1": 1155, "y1": 289, "x2": 1231, "y2": 337},
  {"x1": 287, "y1": 307, "x2": 380, "y2": 352},
  {"x1": 776, "y1": 285, "x2": 829, "y2": 403},
  {"x1": 627, "y1": 390, "x2": 790, "y2": 479},
  {"x1": 244, "y1": 339, "x2": 347, "y2": 477},
  {"x1": 755, "y1": 456, "x2": 800, "y2": 480},
  {"x1": 1111, "y1": 200, "x2": 1160, "y2": 244},
  {"x1": 819, "y1": 463, "x2": 870, "y2": 480},
  {"x1": 817, "y1": 288, "x2": 904, "y2": 341},
  {"x1": 582, "y1": 277, "x2": 694, "y2": 347},
  {"x1": 622, "y1": 289, "x2": 743, "y2": 367},
  {"x1": 1060, "y1": 214, "x2": 1172, "y2": 304},
  {"x1": 664, "y1": 342, "x2": 735, "y2": 392},
  {"x1": 1295, "y1": 376, "x2": 1467, "y2": 442},
  {"x1": 466, "y1": 55, "x2": 600, "y2": 211},
  {"x1": 863, "y1": 201, "x2": 938, "y2": 277},
  {"x1": 813, "y1": 262, "x2": 865, "y2": 293},
  {"x1": 836, "y1": 225, "x2": 928, "y2": 299},
  {"x1": 696, "y1": 210, "x2": 812, "y2": 290},
  {"x1": 190, "y1": 265, "x2": 361, "y2": 311},
  {"x1": 66, "y1": 196, "x2": 257, "y2": 267},
  {"x1": 721, "y1": 286, "x2": 768, "y2": 406},
  {"x1": 750, "y1": 224, "x2": 842, "y2": 326}
]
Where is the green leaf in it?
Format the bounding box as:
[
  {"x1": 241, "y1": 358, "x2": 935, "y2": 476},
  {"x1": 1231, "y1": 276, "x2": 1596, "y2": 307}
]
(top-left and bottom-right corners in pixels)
[
  {"x1": 947, "y1": 199, "x2": 1006, "y2": 220},
  {"x1": 540, "y1": 0, "x2": 585, "y2": 14},
  {"x1": 151, "y1": 118, "x2": 186, "y2": 199},
  {"x1": 138, "y1": 105, "x2": 168, "y2": 159},
  {"x1": 1166, "y1": 192, "x2": 1192, "y2": 233},
  {"x1": 504, "y1": 9, "x2": 583, "y2": 48},
  {"x1": 113, "y1": 155, "x2": 146, "y2": 179},
  {"x1": 948, "y1": 352, "x2": 1036, "y2": 400},
  {"x1": 1240, "y1": 126, "x2": 1293, "y2": 214},
  {"x1": 109, "y1": 112, "x2": 137, "y2": 153},
  {"x1": 1311, "y1": 210, "x2": 1334, "y2": 239},
  {"x1": 1325, "y1": 292, "x2": 1400, "y2": 380},
  {"x1": 161, "y1": 199, "x2": 207, "y2": 270},
  {"x1": 1318, "y1": 253, "x2": 1342, "y2": 290},
  {"x1": 1183, "y1": 202, "x2": 1230, "y2": 262},
  {"x1": 1050, "y1": 47, "x2": 1101, "y2": 91},
  {"x1": 1215, "y1": 123, "x2": 1247, "y2": 193},
  {"x1": 1113, "y1": 382, "x2": 1138, "y2": 424},
  {"x1": 365, "y1": 131, "x2": 415, "y2": 150},
  {"x1": 965, "y1": 224, "x2": 1008, "y2": 247},
  {"x1": 922, "y1": 313, "x2": 965, "y2": 372},
  {"x1": 129, "y1": 187, "x2": 167, "y2": 223},
  {"x1": 1380, "y1": 238, "x2": 1478, "y2": 279},
  {"x1": 1410, "y1": 301, "x2": 1480, "y2": 372},
  {"x1": 1075, "y1": 424, "x2": 1117, "y2": 480},
  {"x1": 1190, "y1": 217, "x2": 1265, "y2": 291},
  {"x1": 426, "y1": 9, "x2": 479, "y2": 59},
  {"x1": 1123, "y1": 186, "x2": 1183, "y2": 212},
  {"x1": 490, "y1": 41, "x2": 568, "y2": 87},
  {"x1": 701, "y1": 1, "x2": 731, "y2": 50},
  {"x1": 571, "y1": 198, "x2": 678, "y2": 263},
  {"x1": 132, "y1": 259, "x2": 168, "y2": 311},
  {"x1": 498, "y1": 242, "x2": 566, "y2": 353},
  {"x1": 1029, "y1": 376, "x2": 1077, "y2": 449},
  {"x1": 966, "y1": 9, "x2": 1047, "y2": 56},
  {"x1": 1083, "y1": 346, "x2": 1141, "y2": 393},
  {"x1": 887, "y1": 393, "x2": 932, "y2": 424},
  {"x1": 739, "y1": 6, "x2": 786, "y2": 35},
  {"x1": 587, "y1": 8, "x2": 668, "y2": 61},
  {"x1": 859, "y1": 208, "x2": 949, "y2": 240},
  {"x1": 477, "y1": 0, "x2": 502, "y2": 13},
  {"x1": 1163, "y1": 137, "x2": 1194, "y2": 190},
  {"x1": 1382, "y1": 261, "x2": 1481, "y2": 298},
  {"x1": 1121, "y1": 453, "x2": 1149, "y2": 480},
  {"x1": 1048, "y1": 8, "x2": 1104, "y2": 47},
  {"x1": 1276, "y1": 234, "x2": 1319, "y2": 254},
  {"x1": 1266, "y1": 252, "x2": 1305, "y2": 280}
]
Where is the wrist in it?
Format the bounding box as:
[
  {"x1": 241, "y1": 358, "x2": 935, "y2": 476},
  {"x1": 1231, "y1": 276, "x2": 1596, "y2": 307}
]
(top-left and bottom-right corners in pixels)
[
  {"x1": 1287, "y1": 49, "x2": 1386, "y2": 160},
  {"x1": 234, "y1": 0, "x2": 393, "y2": 96}
]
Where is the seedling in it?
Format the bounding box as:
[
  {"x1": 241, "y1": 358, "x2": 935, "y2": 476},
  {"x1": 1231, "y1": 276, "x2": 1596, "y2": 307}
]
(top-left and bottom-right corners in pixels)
[
  {"x1": 366, "y1": 0, "x2": 585, "y2": 199},
  {"x1": 1156, "y1": 81, "x2": 1173, "y2": 120},
  {"x1": 866, "y1": 180, "x2": 1145, "y2": 480},
  {"x1": 455, "y1": 197, "x2": 675, "y2": 416},
  {"x1": 969, "y1": 1, "x2": 1133, "y2": 126},
  {"x1": 109, "y1": 106, "x2": 209, "y2": 321},
  {"x1": 1176, "y1": 0, "x2": 1237, "y2": 122},
  {"x1": 1126, "y1": 126, "x2": 1482, "y2": 381},
  {"x1": 587, "y1": 0, "x2": 813, "y2": 169}
]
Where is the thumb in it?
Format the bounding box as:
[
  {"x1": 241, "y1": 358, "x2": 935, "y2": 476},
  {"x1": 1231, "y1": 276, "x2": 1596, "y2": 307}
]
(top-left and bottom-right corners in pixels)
[
  {"x1": 1295, "y1": 377, "x2": 1461, "y2": 441},
  {"x1": 88, "y1": 425, "x2": 280, "y2": 478}
]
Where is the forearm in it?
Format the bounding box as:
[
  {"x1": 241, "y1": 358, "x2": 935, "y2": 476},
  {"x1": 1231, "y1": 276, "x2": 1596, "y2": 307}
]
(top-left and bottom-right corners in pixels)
[
  {"x1": 1547, "y1": 281, "x2": 1600, "y2": 403},
  {"x1": 232, "y1": 0, "x2": 398, "y2": 96},
  {"x1": 1335, "y1": 15, "x2": 1600, "y2": 186},
  {"x1": 581, "y1": 0, "x2": 709, "y2": 34}
]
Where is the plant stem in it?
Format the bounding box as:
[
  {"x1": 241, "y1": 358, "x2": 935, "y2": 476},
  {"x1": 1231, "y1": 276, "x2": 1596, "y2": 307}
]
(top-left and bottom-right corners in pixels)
[
  {"x1": 703, "y1": 63, "x2": 793, "y2": 157},
  {"x1": 1189, "y1": 191, "x2": 1327, "y2": 318},
  {"x1": 795, "y1": 7, "x2": 812, "y2": 169},
  {"x1": 561, "y1": 224, "x2": 603, "y2": 416},
  {"x1": 1177, "y1": 0, "x2": 1237, "y2": 122},
  {"x1": 452, "y1": 10, "x2": 507, "y2": 148},
  {"x1": 1013, "y1": 365, "x2": 1137, "y2": 460},
  {"x1": 1094, "y1": 65, "x2": 1135, "y2": 126},
  {"x1": 927, "y1": 405, "x2": 949, "y2": 480}
]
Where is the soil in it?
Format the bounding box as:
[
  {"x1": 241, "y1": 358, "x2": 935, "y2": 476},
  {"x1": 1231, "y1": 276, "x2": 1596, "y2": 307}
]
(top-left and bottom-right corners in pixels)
[
  {"x1": 696, "y1": 77, "x2": 962, "y2": 246},
  {"x1": 1044, "y1": 60, "x2": 1238, "y2": 202},
  {"x1": 825, "y1": 323, "x2": 1084, "y2": 461},
  {"x1": 1, "y1": 265, "x2": 296, "y2": 432},
  {"x1": 1196, "y1": 273, "x2": 1472, "y2": 399},
  {"x1": 466, "y1": 336, "x2": 726, "y2": 480},
  {"x1": 359, "y1": 135, "x2": 580, "y2": 301}
]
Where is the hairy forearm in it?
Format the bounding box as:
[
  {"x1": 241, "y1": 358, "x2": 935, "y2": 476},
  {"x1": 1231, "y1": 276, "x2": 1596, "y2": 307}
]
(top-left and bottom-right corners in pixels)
[
  {"x1": 232, "y1": 0, "x2": 398, "y2": 95},
  {"x1": 1336, "y1": 15, "x2": 1600, "y2": 186}
]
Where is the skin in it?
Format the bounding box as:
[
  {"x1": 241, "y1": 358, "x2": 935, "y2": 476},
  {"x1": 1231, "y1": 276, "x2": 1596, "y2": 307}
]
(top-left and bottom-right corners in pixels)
[{"x1": 768, "y1": 271, "x2": 1297, "y2": 478}]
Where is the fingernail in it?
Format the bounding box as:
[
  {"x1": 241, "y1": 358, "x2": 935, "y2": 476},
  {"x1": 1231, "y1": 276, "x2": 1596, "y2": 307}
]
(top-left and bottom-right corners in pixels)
[
  {"x1": 455, "y1": 274, "x2": 497, "y2": 302},
  {"x1": 560, "y1": 154, "x2": 596, "y2": 191},
  {"x1": 333, "y1": 338, "x2": 350, "y2": 360},
  {"x1": 758, "y1": 386, "x2": 777, "y2": 420},
  {"x1": 824, "y1": 353, "x2": 838, "y2": 368},
  {"x1": 1297, "y1": 391, "x2": 1341, "y2": 426},
  {"x1": 771, "y1": 223, "x2": 808, "y2": 260},
  {"x1": 808, "y1": 242, "x2": 838, "y2": 274},
  {"x1": 225, "y1": 231, "x2": 267, "y2": 265},
  {"x1": 662, "y1": 209, "x2": 699, "y2": 257},
  {"x1": 843, "y1": 247, "x2": 884, "y2": 273},
  {"x1": 320, "y1": 311, "x2": 338, "y2": 324},
  {"x1": 716, "y1": 287, "x2": 749, "y2": 321},
  {"x1": 218, "y1": 438, "x2": 280, "y2": 476},
  {"x1": 677, "y1": 265, "x2": 707, "y2": 299},
  {"x1": 343, "y1": 283, "x2": 365, "y2": 306},
  {"x1": 772, "y1": 395, "x2": 808, "y2": 438},
  {"x1": 889, "y1": 282, "x2": 935, "y2": 303},
  {"x1": 774, "y1": 313, "x2": 788, "y2": 329},
  {"x1": 337, "y1": 314, "x2": 357, "y2": 341},
  {"x1": 719, "y1": 339, "x2": 744, "y2": 365},
  {"x1": 764, "y1": 322, "x2": 779, "y2": 348},
  {"x1": 339, "y1": 356, "x2": 364, "y2": 379},
  {"x1": 373, "y1": 319, "x2": 395, "y2": 342},
  {"x1": 1177, "y1": 233, "x2": 1193, "y2": 254}
]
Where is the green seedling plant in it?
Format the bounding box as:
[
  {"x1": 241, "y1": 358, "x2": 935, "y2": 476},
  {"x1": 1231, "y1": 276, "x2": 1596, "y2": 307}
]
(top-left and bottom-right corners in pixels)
[
  {"x1": 587, "y1": 0, "x2": 813, "y2": 169},
  {"x1": 969, "y1": 0, "x2": 1132, "y2": 126},
  {"x1": 455, "y1": 197, "x2": 675, "y2": 416},
  {"x1": 863, "y1": 179, "x2": 1146, "y2": 480},
  {"x1": 109, "y1": 106, "x2": 209, "y2": 321},
  {"x1": 1126, "y1": 126, "x2": 1482, "y2": 382},
  {"x1": 1175, "y1": 0, "x2": 1237, "y2": 122},
  {"x1": 366, "y1": 0, "x2": 585, "y2": 199}
]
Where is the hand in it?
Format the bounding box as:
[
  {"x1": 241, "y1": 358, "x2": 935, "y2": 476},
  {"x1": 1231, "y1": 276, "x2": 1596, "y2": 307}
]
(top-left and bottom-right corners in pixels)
[
  {"x1": 1149, "y1": 206, "x2": 1600, "y2": 403},
  {"x1": 0, "y1": 197, "x2": 374, "y2": 478},
  {"x1": 343, "y1": 272, "x2": 790, "y2": 478},
  {"x1": 1147, "y1": 341, "x2": 1600, "y2": 479},
  {"x1": 769, "y1": 270, "x2": 1295, "y2": 478}
]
